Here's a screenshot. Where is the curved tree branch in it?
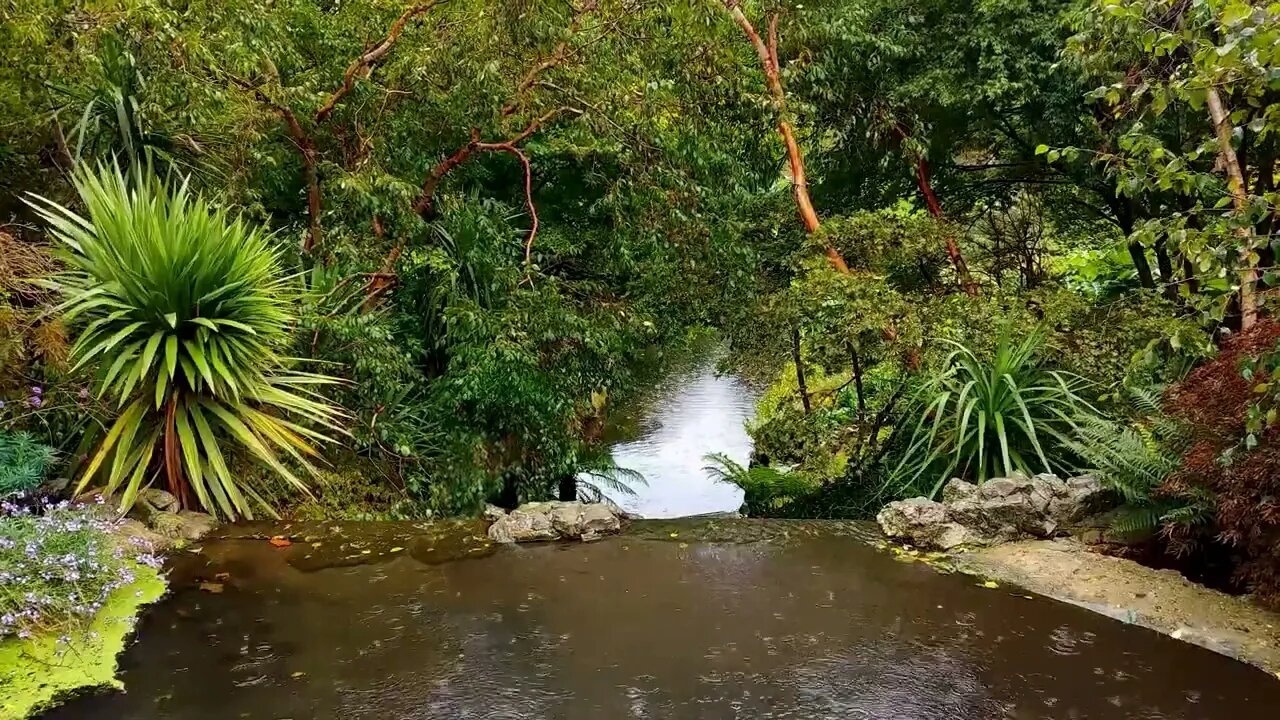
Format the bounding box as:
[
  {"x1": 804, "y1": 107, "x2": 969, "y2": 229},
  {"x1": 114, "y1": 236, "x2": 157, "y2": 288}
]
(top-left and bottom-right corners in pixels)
[{"x1": 315, "y1": 0, "x2": 449, "y2": 123}]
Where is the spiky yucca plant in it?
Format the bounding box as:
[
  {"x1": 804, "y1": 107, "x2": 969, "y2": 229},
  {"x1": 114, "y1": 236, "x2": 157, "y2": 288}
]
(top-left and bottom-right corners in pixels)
[
  {"x1": 889, "y1": 330, "x2": 1098, "y2": 497},
  {"x1": 27, "y1": 164, "x2": 344, "y2": 519}
]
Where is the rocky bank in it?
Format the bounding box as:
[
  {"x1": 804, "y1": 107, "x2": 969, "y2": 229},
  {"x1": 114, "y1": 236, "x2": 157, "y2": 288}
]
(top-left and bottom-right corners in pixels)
[
  {"x1": 876, "y1": 474, "x2": 1280, "y2": 677},
  {"x1": 876, "y1": 473, "x2": 1109, "y2": 549},
  {"x1": 486, "y1": 501, "x2": 625, "y2": 543}
]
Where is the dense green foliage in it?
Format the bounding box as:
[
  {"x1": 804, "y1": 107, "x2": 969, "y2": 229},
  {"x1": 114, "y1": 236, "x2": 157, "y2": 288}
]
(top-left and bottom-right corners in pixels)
[{"x1": 1, "y1": 0, "x2": 1280, "y2": 601}]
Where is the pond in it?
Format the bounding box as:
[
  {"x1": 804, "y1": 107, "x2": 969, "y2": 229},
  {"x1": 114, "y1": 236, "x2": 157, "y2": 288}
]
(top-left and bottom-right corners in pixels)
[{"x1": 44, "y1": 519, "x2": 1280, "y2": 719}]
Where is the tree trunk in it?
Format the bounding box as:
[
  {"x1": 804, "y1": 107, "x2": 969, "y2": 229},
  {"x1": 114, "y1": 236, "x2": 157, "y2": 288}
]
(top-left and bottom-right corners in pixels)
[
  {"x1": 912, "y1": 155, "x2": 978, "y2": 296},
  {"x1": 498, "y1": 476, "x2": 520, "y2": 509},
  {"x1": 1127, "y1": 241, "x2": 1156, "y2": 290},
  {"x1": 724, "y1": 5, "x2": 848, "y2": 274},
  {"x1": 558, "y1": 475, "x2": 578, "y2": 502},
  {"x1": 791, "y1": 327, "x2": 811, "y2": 414},
  {"x1": 1154, "y1": 236, "x2": 1177, "y2": 300},
  {"x1": 850, "y1": 345, "x2": 867, "y2": 419},
  {"x1": 1207, "y1": 86, "x2": 1258, "y2": 330},
  {"x1": 1182, "y1": 257, "x2": 1201, "y2": 296}
]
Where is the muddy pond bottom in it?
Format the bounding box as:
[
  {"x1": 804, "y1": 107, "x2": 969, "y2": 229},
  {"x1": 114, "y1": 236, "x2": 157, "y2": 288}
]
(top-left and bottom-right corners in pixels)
[{"x1": 45, "y1": 519, "x2": 1280, "y2": 720}]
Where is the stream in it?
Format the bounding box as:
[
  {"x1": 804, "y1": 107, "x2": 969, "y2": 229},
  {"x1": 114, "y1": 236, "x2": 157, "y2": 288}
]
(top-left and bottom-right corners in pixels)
[
  {"x1": 592, "y1": 355, "x2": 755, "y2": 518},
  {"x1": 43, "y1": 360, "x2": 1280, "y2": 719}
]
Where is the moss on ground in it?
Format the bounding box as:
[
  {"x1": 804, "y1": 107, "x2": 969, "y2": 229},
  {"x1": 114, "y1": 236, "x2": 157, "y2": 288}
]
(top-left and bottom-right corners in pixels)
[{"x1": 0, "y1": 562, "x2": 166, "y2": 720}]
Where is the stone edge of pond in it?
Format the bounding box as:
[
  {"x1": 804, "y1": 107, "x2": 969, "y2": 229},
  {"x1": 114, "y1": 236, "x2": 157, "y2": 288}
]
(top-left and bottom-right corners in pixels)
[
  {"x1": 0, "y1": 561, "x2": 166, "y2": 720},
  {"x1": 942, "y1": 538, "x2": 1280, "y2": 680}
]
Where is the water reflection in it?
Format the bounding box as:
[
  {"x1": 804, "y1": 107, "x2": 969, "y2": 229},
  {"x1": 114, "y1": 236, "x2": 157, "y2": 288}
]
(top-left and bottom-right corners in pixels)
[
  {"x1": 43, "y1": 522, "x2": 1280, "y2": 720},
  {"x1": 597, "y1": 357, "x2": 756, "y2": 518}
]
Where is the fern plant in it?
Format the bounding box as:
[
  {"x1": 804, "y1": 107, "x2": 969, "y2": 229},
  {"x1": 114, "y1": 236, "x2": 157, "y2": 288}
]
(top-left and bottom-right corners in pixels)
[
  {"x1": 1073, "y1": 386, "x2": 1212, "y2": 537},
  {"x1": 575, "y1": 456, "x2": 646, "y2": 503},
  {"x1": 888, "y1": 329, "x2": 1099, "y2": 497},
  {"x1": 28, "y1": 164, "x2": 345, "y2": 519},
  {"x1": 0, "y1": 430, "x2": 56, "y2": 497},
  {"x1": 703, "y1": 452, "x2": 816, "y2": 516}
]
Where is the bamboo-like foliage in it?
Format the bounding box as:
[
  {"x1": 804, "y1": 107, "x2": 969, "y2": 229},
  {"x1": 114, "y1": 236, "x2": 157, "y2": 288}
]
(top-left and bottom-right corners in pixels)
[
  {"x1": 27, "y1": 164, "x2": 345, "y2": 519},
  {"x1": 890, "y1": 330, "x2": 1097, "y2": 497}
]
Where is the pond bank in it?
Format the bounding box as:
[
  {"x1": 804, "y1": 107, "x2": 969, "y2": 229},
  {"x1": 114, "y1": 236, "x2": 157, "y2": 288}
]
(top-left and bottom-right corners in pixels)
[{"x1": 952, "y1": 538, "x2": 1280, "y2": 678}]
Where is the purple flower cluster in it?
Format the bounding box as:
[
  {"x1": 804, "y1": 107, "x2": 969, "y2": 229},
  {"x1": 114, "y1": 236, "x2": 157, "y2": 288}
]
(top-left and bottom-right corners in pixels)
[{"x1": 0, "y1": 498, "x2": 159, "y2": 640}]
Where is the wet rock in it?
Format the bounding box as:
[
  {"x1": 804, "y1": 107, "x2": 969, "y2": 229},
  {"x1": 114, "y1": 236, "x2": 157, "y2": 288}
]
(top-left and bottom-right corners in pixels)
[
  {"x1": 150, "y1": 510, "x2": 217, "y2": 542},
  {"x1": 878, "y1": 474, "x2": 1116, "y2": 550},
  {"x1": 941, "y1": 478, "x2": 977, "y2": 504},
  {"x1": 482, "y1": 504, "x2": 508, "y2": 523},
  {"x1": 875, "y1": 497, "x2": 974, "y2": 550},
  {"x1": 114, "y1": 518, "x2": 169, "y2": 551},
  {"x1": 141, "y1": 488, "x2": 180, "y2": 512},
  {"x1": 487, "y1": 501, "x2": 623, "y2": 544}
]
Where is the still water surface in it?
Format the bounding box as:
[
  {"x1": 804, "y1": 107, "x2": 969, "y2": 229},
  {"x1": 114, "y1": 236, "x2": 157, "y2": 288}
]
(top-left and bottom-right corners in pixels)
[{"x1": 44, "y1": 519, "x2": 1280, "y2": 720}]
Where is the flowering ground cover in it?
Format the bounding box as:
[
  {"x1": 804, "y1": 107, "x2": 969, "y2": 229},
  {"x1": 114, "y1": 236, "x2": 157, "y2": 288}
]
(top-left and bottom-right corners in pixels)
[{"x1": 0, "y1": 499, "x2": 166, "y2": 719}]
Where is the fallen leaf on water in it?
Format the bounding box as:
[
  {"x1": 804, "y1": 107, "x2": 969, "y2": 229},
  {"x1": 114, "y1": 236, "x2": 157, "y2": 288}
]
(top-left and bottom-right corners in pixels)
[
  {"x1": 678, "y1": 542, "x2": 689, "y2": 549},
  {"x1": 389, "y1": 547, "x2": 404, "y2": 552},
  {"x1": 980, "y1": 580, "x2": 999, "y2": 589},
  {"x1": 290, "y1": 671, "x2": 306, "y2": 679},
  {"x1": 669, "y1": 532, "x2": 679, "y2": 538},
  {"x1": 361, "y1": 549, "x2": 372, "y2": 555},
  {"x1": 269, "y1": 536, "x2": 292, "y2": 548},
  {"x1": 198, "y1": 582, "x2": 224, "y2": 594}
]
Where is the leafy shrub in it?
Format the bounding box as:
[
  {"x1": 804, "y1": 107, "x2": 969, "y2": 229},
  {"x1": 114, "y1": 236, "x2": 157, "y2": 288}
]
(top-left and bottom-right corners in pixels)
[
  {"x1": 703, "y1": 452, "x2": 819, "y2": 517},
  {"x1": 0, "y1": 500, "x2": 161, "y2": 640},
  {"x1": 28, "y1": 165, "x2": 344, "y2": 519},
  {"x1": 889, "y1": 330, "x2": 1097, "y2": 497},
  {"x1": 1163, "y1": 320, "x2": 1280, "y2": 606},
  {"x1": 0, "y1": 430, "x2": 55, "y2": 497}
]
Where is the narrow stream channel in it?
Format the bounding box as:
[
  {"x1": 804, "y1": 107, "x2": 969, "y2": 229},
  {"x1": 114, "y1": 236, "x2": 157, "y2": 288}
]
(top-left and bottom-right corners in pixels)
[{"x1": 593, "y1": 355, "x2": 755, "y2": 518}]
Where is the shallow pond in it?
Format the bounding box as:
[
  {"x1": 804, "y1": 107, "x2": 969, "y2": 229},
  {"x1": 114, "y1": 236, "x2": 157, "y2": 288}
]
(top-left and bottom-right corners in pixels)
[{"x1": 45, "y1": 519, "x2": 1280, "y2": 719}]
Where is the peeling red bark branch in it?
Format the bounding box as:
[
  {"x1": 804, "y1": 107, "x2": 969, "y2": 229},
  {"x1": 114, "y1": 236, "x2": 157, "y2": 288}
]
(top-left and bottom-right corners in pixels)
[
  {"x1": 722, "y1": 2, "x2": 848, "y2": 274},
  {"x1": 315, "y1": 0, "x2": 448, "y2": 123},
  {"x1": 411, "y1": 107, "x2": 579, "y2": 219},
  {"x1": 500, "y1": 0, "x2": 600, "y2": 118},
  {"x1": 231, "y1": 76, "x2": 323, "y2": 253},
  {"x1": 369, "y1": 107, "x2": 579, "y2": 310},
  {"x1": 891, "y1": 122, "x2": 977, "y2": 296}
]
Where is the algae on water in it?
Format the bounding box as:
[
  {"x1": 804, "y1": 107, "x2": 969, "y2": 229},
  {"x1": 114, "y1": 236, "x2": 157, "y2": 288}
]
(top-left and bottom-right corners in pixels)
[{"x1": 0, "y1": 563, "x2": 166, "y2": 720}]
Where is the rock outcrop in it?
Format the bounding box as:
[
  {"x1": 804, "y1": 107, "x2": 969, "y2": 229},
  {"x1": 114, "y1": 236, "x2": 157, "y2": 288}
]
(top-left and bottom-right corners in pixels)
[
  {"x1": 876, "y1": 474, "x2": 1110, "y2": 550},
  {"x1": 127, "y1": 488, "x2": 217, "y2": 545},
  {"x1": 486, "y1": 501, "x2": 624, "y2": 544}
]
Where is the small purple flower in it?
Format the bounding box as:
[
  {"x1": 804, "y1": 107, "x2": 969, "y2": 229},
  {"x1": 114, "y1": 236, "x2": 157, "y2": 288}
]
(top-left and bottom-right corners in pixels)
[
  {"x1": 78, "y1": 387, "x2": 90, "y2": 401},
  {"x1": 31, "y1": 386, "x2": 42, "y2": 395},
  {"x1": 28, "y1": 395, "x2": 42, "y2": 408}
]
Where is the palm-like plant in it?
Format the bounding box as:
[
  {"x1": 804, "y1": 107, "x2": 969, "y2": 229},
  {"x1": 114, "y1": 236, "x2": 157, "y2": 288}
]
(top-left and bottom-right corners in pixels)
[
  {"x1": 889, "y1": 330, "x2": 1098, "y2": 497},
  {"x1": 27, "y1": 164, "x2": 344, "y2": 519}
]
